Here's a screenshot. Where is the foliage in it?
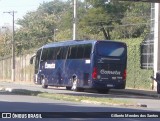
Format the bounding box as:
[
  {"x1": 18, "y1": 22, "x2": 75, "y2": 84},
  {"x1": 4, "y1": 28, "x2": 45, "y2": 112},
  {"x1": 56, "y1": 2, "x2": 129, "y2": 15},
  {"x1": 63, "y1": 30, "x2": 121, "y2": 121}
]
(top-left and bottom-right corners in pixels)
[
  {"x1": 38, "y1": 93, "x2": 134, "y2": 106},
  {"x1": 80, "y1": 0, "x2": 128, "y2": 39},
  {"x1": 16, "y1": 11, "x2": 56, "y2": 54},
  {"x1": 0, "y1": 28, "x2": 12, "y2": 56},
  {"x1": 12, "y1": 0, "x2": 151, "y2": 53},
  {"x1": 116, "y1": 38, "x2": 153, "y2": 89},
  {"x1": 111, "y1": 2, "x2": 150, "y2": 39}
]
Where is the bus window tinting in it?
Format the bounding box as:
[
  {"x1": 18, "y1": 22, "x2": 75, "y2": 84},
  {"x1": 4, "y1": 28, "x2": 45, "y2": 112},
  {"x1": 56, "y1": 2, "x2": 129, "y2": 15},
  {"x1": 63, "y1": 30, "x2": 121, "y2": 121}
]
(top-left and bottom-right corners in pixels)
[
  {"x1": 84, "y1": 44, "x2": 92, "y2": 59},
  {"x1": 96, "y1": 42, "x2": 125, "y2": 57},
  {"x1": 76, "y1": 45, "x2": 84, "y2": 59},
  {"x1": 68, "y1": 46, "x2": 77, "y2": 59},
  {"x1": 41, "y1": 44, "x2": 92, "y2": 60},
  {"x1": 56, "y1": 47, "x2": 62, "y2": 60},
  {"x1": 41, "y1": 48, "x2": 48, "y2": 61},
  {"x1": 48, "y1": 48, "x2": 55, "y2": 60},
  {"x1": 62, "y1": 46, "x2": 69, "y2": 59},
  {"x1": 53, "y1": 47, "x2": 58, "y2": 60},
  {"x1": 55, "y1": 47, "x2": 68, "y2": 60},
  {"x1": 67, "y1": 44, "x2": 92, "y2": 59}
]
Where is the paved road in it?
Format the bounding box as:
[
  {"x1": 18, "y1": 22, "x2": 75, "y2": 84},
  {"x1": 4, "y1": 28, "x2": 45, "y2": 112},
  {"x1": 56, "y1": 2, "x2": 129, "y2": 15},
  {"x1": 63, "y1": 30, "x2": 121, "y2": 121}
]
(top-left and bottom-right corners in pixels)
[
  {"x1": 0, "y1": 82, "x2": 160, "y2": 110},
  {"x1": 0, "y1": 92, "x2": 160, "y2": 121}
]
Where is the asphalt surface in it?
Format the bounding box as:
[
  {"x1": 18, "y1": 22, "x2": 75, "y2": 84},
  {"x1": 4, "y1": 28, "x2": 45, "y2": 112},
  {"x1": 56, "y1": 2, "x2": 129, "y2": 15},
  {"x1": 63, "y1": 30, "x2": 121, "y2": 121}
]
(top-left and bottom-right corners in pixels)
[
  {"x1": 0, "y1": 81, "x2": 160, "y2": 121},
  {"x1": 0, "y1": 81, "x2": 159, "y2": 96},
  {"x1": 0, "y1": 81, "x2": 160, "y2": 109},
  {"x1": 0, "y1": 91, "x2": 160, "y2": 121}
]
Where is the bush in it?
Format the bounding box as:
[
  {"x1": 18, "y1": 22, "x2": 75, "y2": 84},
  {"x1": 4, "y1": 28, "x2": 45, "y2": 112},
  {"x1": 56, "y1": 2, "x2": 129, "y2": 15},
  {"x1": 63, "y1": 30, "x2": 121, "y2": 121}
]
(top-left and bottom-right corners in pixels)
[{"x1": 117, "y1": 38, "x2": 153, "y2": 90}]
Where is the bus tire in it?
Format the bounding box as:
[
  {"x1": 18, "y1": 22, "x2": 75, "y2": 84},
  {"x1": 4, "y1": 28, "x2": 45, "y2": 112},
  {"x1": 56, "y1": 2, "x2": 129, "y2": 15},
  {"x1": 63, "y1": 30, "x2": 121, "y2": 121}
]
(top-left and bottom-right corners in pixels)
[
  {"x1": 66, "y1": 86, "x2": 71, "y2": 90},
  {"x1": 42, "y1": 79, "x2": 48, "y2": 89},
  {"x1": 77, "y1": 87, "x2": 84, "y2": 92},
  {"x1": 157, "y1": 83, "x2": 160, "y2": 94},
  {"x1": 97, "y1": 89, "x2": 109, "y2": 94}
]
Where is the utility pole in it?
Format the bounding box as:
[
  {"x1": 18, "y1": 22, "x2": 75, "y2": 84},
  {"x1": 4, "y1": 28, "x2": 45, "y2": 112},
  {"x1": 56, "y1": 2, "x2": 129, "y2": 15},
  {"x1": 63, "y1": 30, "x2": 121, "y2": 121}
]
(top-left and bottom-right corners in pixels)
[
  {"x1": 3, "y1": 11, "x2": 16, "y2": 82},
  {"x1": 73, "y1": 0, "x2": 77, "y2": 40},
  {"x1": 54, "y1": 28, "x2": 58, "y2": 42}
]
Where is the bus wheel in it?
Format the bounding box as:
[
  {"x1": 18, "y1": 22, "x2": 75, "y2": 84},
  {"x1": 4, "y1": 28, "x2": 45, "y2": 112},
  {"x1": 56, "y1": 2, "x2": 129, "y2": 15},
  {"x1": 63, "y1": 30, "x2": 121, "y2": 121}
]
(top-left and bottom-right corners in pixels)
[
  {"x1": 97, "y1": 89, "x2": 109, "y2": 94},
  {"x1": 42, "y1": 79, "x2": 48, "y2": 89},
  {"x1": 66, "y1": 86, "x2": 71, "y2": 90},
  {"x1": 157, "y1": 83, "x2": 160, "y2": 94}
]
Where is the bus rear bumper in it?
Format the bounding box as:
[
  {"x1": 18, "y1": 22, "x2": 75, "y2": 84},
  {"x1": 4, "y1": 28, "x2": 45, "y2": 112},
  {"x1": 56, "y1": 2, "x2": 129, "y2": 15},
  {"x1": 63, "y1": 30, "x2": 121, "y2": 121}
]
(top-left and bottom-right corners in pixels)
[{"x1": 92, "y1": 80, "x2": 126, "y2": 89}]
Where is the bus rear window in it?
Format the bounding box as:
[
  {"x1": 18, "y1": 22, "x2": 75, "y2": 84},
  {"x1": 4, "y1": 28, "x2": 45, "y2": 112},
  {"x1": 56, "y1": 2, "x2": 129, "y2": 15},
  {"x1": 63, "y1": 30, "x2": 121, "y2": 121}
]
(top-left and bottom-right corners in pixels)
[{"x1": 96, "y1": 42, "x2": 126, "y2": 57}]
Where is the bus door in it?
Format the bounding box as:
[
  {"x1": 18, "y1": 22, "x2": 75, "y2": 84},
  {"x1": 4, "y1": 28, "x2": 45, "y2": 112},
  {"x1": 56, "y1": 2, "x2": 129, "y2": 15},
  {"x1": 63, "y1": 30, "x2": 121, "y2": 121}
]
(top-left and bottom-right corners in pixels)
[{"x1": 94, "y1": 41, "x2": 127, "y2": 89}]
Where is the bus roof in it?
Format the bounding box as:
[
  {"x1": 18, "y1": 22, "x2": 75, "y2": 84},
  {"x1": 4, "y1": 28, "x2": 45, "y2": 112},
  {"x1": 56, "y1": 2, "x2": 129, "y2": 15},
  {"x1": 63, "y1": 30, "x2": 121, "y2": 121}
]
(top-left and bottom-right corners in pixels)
[
  {"x1": 41, "y1": 40, "x2": 126, "y2": 49},
  {"x1": 42, "y1": 40, "x2": 95, "y2": 48}
]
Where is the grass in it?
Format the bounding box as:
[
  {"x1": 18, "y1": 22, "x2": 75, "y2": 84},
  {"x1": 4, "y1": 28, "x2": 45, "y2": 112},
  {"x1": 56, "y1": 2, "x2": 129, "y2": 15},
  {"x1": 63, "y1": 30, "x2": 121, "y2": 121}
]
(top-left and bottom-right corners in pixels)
[
  {"x1": 11, "y1": 89, "x2": 42, "y2": 96},
  {"x1": 38, "y1": 93, "x2": 135, "y2": 106},
  {"x1": 3, "y1": 89, "x2": 136, "y2": 107}
]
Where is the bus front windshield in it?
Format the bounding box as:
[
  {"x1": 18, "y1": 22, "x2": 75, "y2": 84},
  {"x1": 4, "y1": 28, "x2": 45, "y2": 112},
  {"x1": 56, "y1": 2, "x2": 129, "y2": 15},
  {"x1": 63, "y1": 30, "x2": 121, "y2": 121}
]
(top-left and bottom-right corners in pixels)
[{"x1": 96, "y1": 41, "x2": 126, "y2": 57}]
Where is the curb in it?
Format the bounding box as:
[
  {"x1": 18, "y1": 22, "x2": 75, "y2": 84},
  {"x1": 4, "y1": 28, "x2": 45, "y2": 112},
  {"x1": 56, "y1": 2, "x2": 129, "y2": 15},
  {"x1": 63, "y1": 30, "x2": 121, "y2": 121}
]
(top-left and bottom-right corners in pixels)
[
  {"x1": 1, "y1": 85, "x2": 160, "y2": 108},
  {"x1": 5, "y1": 88, "x2": 13, "y2": 92},
  {"x1": 111, "y1": 89, "x2": 160, "y2": 98},
  {"x1": 1, "y1": 87, "x2": 152, "y2": 108},
  {"x1": 0, "y1": 87, "x2": 13, "y2": 92},
  {"x1": 1, "y1": 83, "x2": 159, "y2": 98}
]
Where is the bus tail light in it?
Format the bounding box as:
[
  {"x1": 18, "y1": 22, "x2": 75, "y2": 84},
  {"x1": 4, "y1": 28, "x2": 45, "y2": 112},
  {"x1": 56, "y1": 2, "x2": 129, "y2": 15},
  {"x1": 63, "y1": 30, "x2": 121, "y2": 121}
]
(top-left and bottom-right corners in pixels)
[
  {"x1": 123, "y1": 69, "x2": 127, "y2": 80},
  {"x1": 92, "y1": 67, "x2": 97, "y2": 79}
]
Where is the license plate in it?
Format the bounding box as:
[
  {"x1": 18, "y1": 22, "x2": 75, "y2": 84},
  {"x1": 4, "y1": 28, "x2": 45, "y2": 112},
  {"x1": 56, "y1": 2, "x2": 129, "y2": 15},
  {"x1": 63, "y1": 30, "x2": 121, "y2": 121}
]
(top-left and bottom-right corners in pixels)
[{"x1": 107, "y1": 84, "x2": 114, "y2": 87}]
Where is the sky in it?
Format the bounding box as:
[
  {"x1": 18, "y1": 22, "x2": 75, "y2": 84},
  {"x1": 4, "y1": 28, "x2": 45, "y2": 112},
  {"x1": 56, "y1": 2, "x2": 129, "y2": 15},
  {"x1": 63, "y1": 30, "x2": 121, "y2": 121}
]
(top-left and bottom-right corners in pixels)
[{"x1": 0, "y1": 0, "x2": 53, "y2": 27}]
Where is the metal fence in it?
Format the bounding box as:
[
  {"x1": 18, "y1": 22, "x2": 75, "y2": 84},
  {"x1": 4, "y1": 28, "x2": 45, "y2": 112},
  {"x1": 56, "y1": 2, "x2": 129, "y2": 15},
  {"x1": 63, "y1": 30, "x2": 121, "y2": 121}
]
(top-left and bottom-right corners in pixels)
[{"x1": 0, "y1": 45, "x2": 154, "y2": 90}]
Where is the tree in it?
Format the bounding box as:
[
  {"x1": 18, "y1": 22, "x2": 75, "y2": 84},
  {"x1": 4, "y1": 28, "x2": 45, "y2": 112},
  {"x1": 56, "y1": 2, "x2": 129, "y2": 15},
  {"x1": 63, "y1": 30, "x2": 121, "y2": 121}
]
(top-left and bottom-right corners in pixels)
[
  {"x1": 0, "y1": 28, "x2": 12, "y2": 56},
  {"x1": 16, "y1": 9, "x2": 57, "y2": 54},
  {"x1": 15, "y1": 0, "x2": 151, "y2": 55},
  {"x1": 112, "y1": 2, "x2": 151, "y2": 39},
  {"x1": 79, "y1": 0, "x2": 129, "y2": 39},
  {"x1": 15, "y1": 0, "x2": 86, "y2": 53}
]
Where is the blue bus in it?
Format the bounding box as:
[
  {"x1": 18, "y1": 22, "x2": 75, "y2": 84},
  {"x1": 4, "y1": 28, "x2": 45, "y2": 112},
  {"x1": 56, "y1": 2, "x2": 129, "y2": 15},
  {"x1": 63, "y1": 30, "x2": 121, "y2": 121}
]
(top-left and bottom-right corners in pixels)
[{"x1": 30, "y1": 40, "x2": 127, "y2": 93}]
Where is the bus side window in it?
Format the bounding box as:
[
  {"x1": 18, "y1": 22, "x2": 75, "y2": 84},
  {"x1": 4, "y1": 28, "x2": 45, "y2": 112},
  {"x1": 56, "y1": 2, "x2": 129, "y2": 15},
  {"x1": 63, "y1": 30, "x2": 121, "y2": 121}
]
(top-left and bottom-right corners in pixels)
[
  {"x1": 47, "y1": 48, "x2": 54, "y2": 60},
  {"x1": 62, "y1": 46, "x2": 69, "y2": 59},
  {"x1": 77, "y1": 45, "x2": 84, "y2": 59},
  {"x1": 68, "y1": 47, "x2": 72, "y2": 59},
  {"x1": 41, "y1": 48, "x2": 48, "y2": 62},
  {"x1": 52, "y1": 47, "x2": 58, "y2": 60},
  {"x1": 84, "y1": 44, "x2": 92, "y2": 59},
  {"x1": 57, "y1": 47, "x2": 62, "y2": 60},
  {"x1": 68, "y1": 46, "x2": 77, "y2": 59}
]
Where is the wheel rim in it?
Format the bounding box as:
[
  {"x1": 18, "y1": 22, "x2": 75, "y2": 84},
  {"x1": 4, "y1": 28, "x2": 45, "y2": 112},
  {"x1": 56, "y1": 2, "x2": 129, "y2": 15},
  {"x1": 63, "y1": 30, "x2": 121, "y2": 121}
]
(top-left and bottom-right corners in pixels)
[
  {"x1": 42, "y1": 79, "x2": 45, "y2": 86},
  {"x1": 42, "y1": 79, "x2": 48, "y2": 88},
  {"x1": 71, "y1": 79, "x2": 77, "y2": 90}
]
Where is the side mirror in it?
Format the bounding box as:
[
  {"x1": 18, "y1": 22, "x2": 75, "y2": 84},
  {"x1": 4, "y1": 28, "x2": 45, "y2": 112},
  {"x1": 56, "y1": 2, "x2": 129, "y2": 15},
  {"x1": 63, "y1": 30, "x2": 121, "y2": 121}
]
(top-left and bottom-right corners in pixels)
[
  {"x1": 151, "y1": 76, "x2": 157, "y2": 82},
  {"x1": 30, "y1": 57, "x2": 34, "y2": 64},
  {"x1": 30, "y1": 54, "x2": 36, "y2": 64}
]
